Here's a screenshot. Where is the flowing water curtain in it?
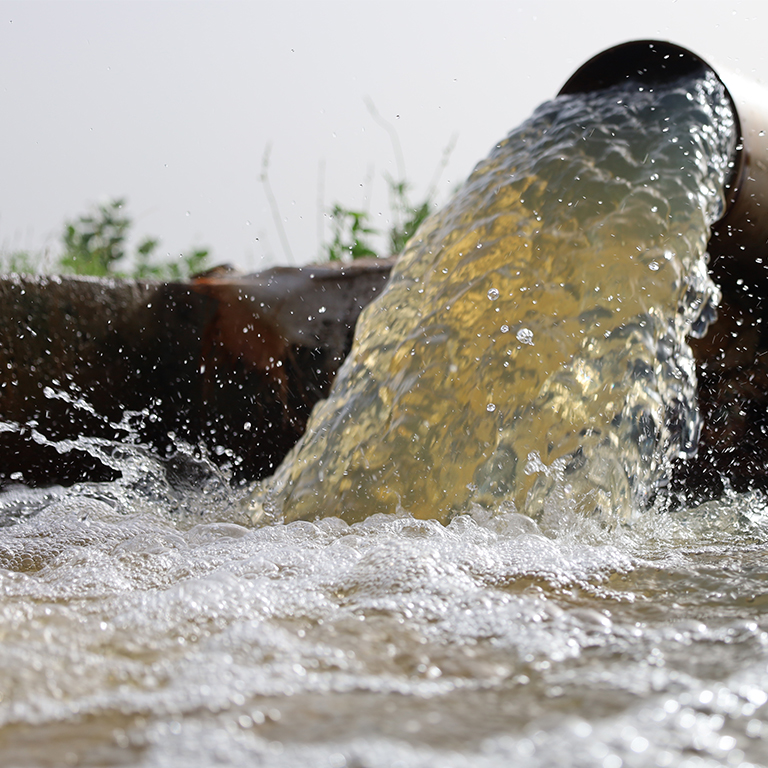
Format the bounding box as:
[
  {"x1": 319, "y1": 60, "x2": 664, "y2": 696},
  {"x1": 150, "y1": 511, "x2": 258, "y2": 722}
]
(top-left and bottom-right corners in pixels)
[{"x1": 255, "y1": 70, "x2": 736, "y2": 528}]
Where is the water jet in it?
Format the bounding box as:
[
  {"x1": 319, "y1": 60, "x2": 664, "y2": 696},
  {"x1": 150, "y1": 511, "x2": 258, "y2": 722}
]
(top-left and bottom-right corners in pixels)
[{"x1": 254, "y1": 40, "x2": 768, "y2": 528}]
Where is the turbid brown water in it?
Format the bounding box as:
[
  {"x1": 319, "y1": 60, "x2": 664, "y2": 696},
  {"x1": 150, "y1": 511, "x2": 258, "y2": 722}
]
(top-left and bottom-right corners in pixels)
[
  {"x1": 2, "y1": 67, "x2": 768, "y2": 768},
  {"x1": 256, "y1": 68, "x2": 734, "y2": 529}
]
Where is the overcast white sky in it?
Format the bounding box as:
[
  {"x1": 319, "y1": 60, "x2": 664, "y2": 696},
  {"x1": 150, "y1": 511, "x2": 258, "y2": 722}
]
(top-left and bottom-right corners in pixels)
[{"x1": 1, "y1": 1, "x2": 767, "y2": 273}]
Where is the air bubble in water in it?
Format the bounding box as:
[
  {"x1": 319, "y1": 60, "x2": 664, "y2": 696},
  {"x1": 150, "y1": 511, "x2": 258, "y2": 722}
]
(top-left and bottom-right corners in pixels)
[
  {"x1": 516, "y1": 328, "x2": 534, "y2": 345},
  {"x1": 487, "y1": 288, "x2": 500, "y2": 301}
]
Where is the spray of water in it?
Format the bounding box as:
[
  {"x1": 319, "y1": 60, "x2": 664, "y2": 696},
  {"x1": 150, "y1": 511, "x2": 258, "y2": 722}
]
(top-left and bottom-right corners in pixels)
[{"x1": 0, "y1": 388, "x2": 242, "y2": 532}]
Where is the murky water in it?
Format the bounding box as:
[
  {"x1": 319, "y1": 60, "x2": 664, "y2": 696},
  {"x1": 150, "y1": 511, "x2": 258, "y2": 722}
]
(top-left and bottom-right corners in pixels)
[
  {"x1": 2, "y1": 476, "x2": 768, "y2": 767},
  {"x1": 3, "y1": 70, "x2": 768, "y2": 767},
  {"x1": 259, "y1": 70, "x2": 733, "y2": 528}
]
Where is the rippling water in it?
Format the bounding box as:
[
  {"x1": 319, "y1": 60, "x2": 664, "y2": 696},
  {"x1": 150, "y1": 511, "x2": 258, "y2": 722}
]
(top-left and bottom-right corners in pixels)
[
  {"x1": 2, "y1": 476, "x2": 768, "y2": 767},
  {"x1": 3, "y1": 69, "x2": 768, "y2": 767}
]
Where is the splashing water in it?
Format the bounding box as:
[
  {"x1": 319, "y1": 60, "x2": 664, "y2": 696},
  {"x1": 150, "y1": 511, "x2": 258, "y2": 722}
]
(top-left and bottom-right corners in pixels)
[
  {"x1": 5, "y1": 67, "x2": 768, "y2": 768},
  {"x1": 3, "y1": 481, "x2": 768, "y2": 767},
  {"x1": 255, "y1": 70, "x2": 735, "y2": 529}
]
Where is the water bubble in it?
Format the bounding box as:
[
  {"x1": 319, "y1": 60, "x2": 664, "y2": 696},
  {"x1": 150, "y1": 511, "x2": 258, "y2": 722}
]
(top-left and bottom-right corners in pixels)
[
  {"x1": 500, "y1": 324, "x2": 509, "y2": 333},
  {"x1": 318, "y1": 306, "x2": 327, "y2": 314},
  {"x1": 516, "y1": 328, "x2": 534, "y2": 345},
  {"x1": 486, "y1": 403, "x2": 496, "y2": 412},
  {"x1": 487, "y1": 288, "x2": 500, "y2": 301},
  {"x1": 649, "y1": 261, "x2": 660, "y2": 271}
]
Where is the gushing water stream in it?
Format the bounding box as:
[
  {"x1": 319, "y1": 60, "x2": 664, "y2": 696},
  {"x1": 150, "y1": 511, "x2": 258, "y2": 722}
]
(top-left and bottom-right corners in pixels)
[
  {"x1": 2, "y1": 64, "x2": 768, "y2": 768},
  {"x1": 256, "y1": 69, "x2": 733, "y2": 529}
]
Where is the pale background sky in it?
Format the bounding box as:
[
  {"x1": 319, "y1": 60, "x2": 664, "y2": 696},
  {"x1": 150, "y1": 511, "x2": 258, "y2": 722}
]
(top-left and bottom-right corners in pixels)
[{"x1": 1, "y1": 0, "x2": 767, "y2": 273}]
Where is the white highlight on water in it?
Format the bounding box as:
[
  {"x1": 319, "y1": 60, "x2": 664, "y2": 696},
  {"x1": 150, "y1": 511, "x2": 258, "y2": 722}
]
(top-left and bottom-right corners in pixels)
[{"x1": 0, "y1": 68, "x2": 760, "y2": 768}]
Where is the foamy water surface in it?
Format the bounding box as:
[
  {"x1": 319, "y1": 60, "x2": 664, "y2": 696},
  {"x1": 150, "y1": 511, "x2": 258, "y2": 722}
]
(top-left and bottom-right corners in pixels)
[{"x1": 1, "y1": 473, "x2": 768, "y2": 767}]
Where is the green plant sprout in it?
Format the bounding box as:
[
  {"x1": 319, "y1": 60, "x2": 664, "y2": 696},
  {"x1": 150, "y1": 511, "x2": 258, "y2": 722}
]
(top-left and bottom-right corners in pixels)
[
  {"x1": 0, "y1": 199, "x2": 210, "y2": 279},
  {"x1": 3, "y1": 115, "x2": 454, "y2": 276},
  {"x1": 262, "y1": 99, "x2": 456, "y2": 264},
  {"x1": 326, "y1": 204, "x2": 379, "y2": 262}
]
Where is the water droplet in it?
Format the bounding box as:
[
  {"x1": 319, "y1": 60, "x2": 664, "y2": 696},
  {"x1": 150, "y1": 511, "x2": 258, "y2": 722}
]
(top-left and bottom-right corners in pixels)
[
  {"x1": 486, "y1": 403, "x2": 496, "y2": 412},
  {"x1": 318, "y1": 306, "x2": 327, "y2": 314},
  {"x1": 516, "y1": 328, "x2": 534, "y2": 345},
  {"x1": 649, "y1": 261, "x2": 660, "y2": 271},
  {"x1": 500, "y1": 324, "x2": 509, "y2": 333},
  {"x1": 487, "y1": 288, "x2": 500, "y2": 301}
]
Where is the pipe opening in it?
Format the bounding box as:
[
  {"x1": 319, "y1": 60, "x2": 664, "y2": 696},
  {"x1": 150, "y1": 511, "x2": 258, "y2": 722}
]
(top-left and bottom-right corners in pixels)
[{"x1": 560, "y1": 41, "x2": 743, "y2": 215}]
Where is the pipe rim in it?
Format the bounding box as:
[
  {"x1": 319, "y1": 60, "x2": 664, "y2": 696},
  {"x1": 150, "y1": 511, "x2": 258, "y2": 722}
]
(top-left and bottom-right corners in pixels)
[{"x1": 558, "y1": 40, "x2": 744, "y2": 218}]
